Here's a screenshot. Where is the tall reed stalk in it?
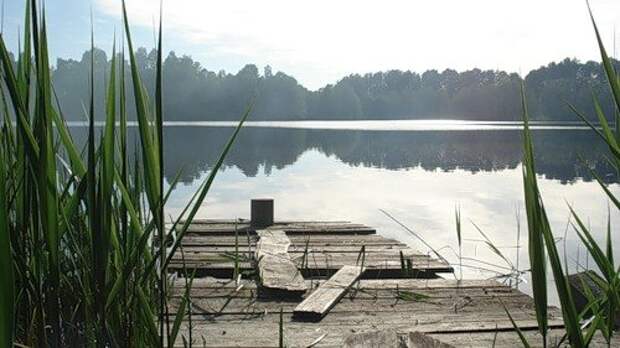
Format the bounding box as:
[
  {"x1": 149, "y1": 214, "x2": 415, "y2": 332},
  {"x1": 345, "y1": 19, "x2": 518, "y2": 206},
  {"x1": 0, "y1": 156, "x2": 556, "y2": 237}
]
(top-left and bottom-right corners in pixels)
[
  {"x1": 512, "y1": 3, "x2": 620, "y2": 347},
  {"x1": 0, "y1": 0, "x2": 249, "y2": 346}
]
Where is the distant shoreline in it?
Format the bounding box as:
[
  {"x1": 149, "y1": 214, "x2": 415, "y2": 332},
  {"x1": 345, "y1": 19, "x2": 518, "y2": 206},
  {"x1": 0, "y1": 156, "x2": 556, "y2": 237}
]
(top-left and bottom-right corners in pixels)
[{"x1": 64, "y1": 119, "x2": 594, "y2": 131}]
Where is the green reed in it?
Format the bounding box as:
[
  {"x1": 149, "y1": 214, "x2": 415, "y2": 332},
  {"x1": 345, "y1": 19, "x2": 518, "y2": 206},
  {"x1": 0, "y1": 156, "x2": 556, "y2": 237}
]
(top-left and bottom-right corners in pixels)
[
  {"x1": 0, "y1": 0, "x2": 248, "y2": 346},
  {"x1": 512, "y1": 3, "x2": 620, "y2": 347}
]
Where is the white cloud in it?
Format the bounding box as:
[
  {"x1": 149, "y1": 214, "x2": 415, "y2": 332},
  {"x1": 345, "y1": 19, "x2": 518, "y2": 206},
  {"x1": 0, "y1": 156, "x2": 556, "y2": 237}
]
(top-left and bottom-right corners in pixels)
[{"x1": 97, "y1": 0, "x2": 620, "y2": 89}]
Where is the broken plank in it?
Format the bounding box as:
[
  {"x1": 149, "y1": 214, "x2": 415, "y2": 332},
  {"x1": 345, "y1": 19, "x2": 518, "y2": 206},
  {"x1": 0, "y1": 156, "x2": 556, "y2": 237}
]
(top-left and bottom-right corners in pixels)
[
  {"x1": 294, "y1": 265, "x2": 364, "y2": 322},
  {"x1": 255, "y1": 230, "x2": 307, "y2": 296}
]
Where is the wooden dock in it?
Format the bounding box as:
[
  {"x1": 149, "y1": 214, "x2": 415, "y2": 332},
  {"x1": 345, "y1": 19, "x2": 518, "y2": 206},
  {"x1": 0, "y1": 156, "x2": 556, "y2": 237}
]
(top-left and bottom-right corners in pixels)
[
  {"x1": 166, "y1": 200, "x2": 613, "y2": 347},
  {"x1": 169, "y1": 220, "x2": 452, "y2": 279}
]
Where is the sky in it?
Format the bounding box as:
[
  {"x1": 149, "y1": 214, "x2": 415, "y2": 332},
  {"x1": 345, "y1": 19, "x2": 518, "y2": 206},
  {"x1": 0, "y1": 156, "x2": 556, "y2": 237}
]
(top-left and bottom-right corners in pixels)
[{"x1": 2, "y1": 0, "x2": 620, "y2": 90}]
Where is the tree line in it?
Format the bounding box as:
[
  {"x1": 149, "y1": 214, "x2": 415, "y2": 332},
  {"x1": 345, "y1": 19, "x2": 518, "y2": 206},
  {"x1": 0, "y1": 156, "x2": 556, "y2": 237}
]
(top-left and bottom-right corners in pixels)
[{"x1": 49, "y1": 47, "x2": 619, "y2": 121}]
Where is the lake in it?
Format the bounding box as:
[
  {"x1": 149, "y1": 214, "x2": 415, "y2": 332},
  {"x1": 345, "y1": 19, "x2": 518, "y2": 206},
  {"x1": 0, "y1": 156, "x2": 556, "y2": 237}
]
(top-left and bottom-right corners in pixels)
[{"x1": 73, "y1": 120, "x2": 620, "y2": 301}]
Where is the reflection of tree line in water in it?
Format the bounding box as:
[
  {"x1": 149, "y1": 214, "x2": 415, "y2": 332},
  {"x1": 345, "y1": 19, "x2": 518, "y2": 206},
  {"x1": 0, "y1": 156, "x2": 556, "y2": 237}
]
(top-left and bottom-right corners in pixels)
[{"x1": 69, "y1": 127, "x2": 615, "y2": 184}]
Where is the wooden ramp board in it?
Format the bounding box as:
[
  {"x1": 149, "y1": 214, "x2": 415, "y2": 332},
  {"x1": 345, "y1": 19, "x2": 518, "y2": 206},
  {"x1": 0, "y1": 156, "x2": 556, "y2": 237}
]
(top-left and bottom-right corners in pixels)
[
  {"x1": 294, "y1": 265, "x2": 364, "y2": 322},
  {"x1": 256, "y1": 229, "x2": 307, "y2": 295},
  {"x1": 169, "y1": 279, "x2": 569, "y2": 347}
]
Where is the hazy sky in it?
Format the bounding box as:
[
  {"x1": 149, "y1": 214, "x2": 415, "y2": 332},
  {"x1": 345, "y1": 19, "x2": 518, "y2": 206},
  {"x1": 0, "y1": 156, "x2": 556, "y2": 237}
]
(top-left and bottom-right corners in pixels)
[{"x1": 3, "y1": 0, "x2": 620, "y2": 89}]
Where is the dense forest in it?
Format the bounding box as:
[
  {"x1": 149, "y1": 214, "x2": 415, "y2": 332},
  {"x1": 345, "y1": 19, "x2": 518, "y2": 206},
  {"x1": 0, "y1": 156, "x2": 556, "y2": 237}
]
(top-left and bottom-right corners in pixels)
[{"x1": 49, "y1": 47, "x2": 619, "y2": 121}]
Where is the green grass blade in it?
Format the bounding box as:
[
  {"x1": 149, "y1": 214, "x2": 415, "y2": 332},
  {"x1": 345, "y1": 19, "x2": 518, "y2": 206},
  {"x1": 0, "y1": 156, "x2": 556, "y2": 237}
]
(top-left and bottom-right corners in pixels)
[
  {"x1": 50, "y1": 93, "x2": 86, "y2": 176},
  {"x1": 606, "y1": 207, "x2": 613, "y2": 266},
  {"x1": 502, "y1": 301, "x2": 532, "y2": 348},
  {"x1": 36, "y1": 8, "x2": 62, "y2": 344},
  {"x1": 170, "y1": 271, "x2": 195, "y2": 347},
  {"x1": 569, "y1": 205, "x2": 614, "y2": 279},
  {"x1": 520, "y1": 84, "x2": 548, "y2": 342},
  {"x1": 522, "y1": 85, "x2": 585, "y2": 347},
  {"x1": 471, "y1": 221, "x2": 513, "y2": 269},
  {"x1": 106, "y1": 169, "x2": 150, "y2": 310},
  {"x1": 0, "y1": 139, "x2": 14, "y2": 348},
  {"x1": 121, "y1": 0, "x2": 161, "y2": 222},
  {"x1": 588, "y1": 2, "x2": 620, "y2": 113},
  {"x1": 0, "y1": 34, "x2": 39, "y2": 158},
  {"x1": 17, "y1": 0, "x2": 31, "y2": 101},
  {"x1": 154, "y1": 8, "x2": 168, "y2": 345}
]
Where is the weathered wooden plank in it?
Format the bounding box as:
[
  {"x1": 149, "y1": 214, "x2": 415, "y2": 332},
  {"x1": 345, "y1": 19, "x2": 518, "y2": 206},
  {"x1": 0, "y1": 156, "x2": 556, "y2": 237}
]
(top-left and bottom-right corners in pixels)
[
  {"x1": 180, "y1": 311, "x2": 563, "y2": 327},
  {"x1": 174, "y1": 221, "x2": 377, "y2": 235},
  {"x1": 184, "y1": 227, "x2": 377, "y2": 236},
  {"x1": 294, "y1": 265, "x2": 364, "y2": 322},
  {"x1": 169, "y1": 254, "x2": 447, "y2": 267},
  {"x1": 173, "y1": 248, "x2": 426, "y2": 258},
  {"x1": 342, "y1": 329, "x2": 400, "y2": 348},
  {"x1": 408, "y1": 332, "x2": 458, "y2": 348},
  {"x1": 169, "y1": 279, "x2": 550, "y2": 323},
  {"x1": 172, "y1": 248, "x2": 416, "y2": 258},
  {"x1": 255, "y1": 229, "x2": 307, "y2": 295},
  {"x1": 173, "y1": 287, "x2": 526, "y2": 302},
  {"x1": 425, "y1": 330, "x2": 620, "y2": 348},
  {"x1": 172, "y1": 278, "x2": 507, "y2": 291},
  {"x1": 171, "y1": 278, "x2": 523, "y2": 298},
  {"x1": 343, "y1": 330, "x2": 456, "y2": 348},
  {"x1": 178, "y1": 239, "x2": 405, "y2": 247},
  {"x1": 174, "y1": 244, "x2": 411, "y2": 254},
  {"x1": 179, "y1": 233, "x2": 402, "y2": 246},
  {"x1": 182, "y1": 219, "x2": 349, "y2": 225},
  {"x1": 170, "y1": 259, "x2": 435, "y2": 268},
  {"x1": 170, "y1": 316, "x2": 565, "y2": 348},
  {"x1": 172, "y1": 291, "x2": 536, "y2": 316},
  {"x1": 168, "y1": 260, "x2": 451, "y2": 279},
  {"x1": 171, "y1": 326, "x2": 620, "y2": 348}
]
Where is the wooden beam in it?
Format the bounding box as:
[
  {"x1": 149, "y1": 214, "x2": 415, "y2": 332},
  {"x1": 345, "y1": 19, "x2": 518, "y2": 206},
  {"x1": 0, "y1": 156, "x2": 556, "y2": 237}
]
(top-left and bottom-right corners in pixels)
[
  {"x1": 255, "y1": 230, "x2": 307, "y2": 296},
  {"x1": 294, "y1": 265, "x2": 364, "y2": 321}
]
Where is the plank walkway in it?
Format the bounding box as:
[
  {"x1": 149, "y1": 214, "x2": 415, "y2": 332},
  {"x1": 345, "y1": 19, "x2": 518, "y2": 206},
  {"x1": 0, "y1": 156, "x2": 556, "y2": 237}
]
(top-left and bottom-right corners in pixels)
[{"x1": 167, "y1": 219, "x2": 616, "y2": 347}]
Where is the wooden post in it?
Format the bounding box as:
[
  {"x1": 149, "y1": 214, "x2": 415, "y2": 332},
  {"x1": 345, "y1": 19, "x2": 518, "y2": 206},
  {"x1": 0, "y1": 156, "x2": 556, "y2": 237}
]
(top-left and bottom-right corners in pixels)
[{"x1": 251, "y1": 199, "x2": 273, "y2": 227}]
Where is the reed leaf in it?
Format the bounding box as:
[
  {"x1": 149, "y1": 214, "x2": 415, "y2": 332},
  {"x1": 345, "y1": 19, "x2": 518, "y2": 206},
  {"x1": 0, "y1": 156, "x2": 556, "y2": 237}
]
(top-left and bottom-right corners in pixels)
[
  {"x1": 0, "y1": 135, "x2": 14, "y2": 348},
  {"x1": 502, "y1": 302, "x2": 531, "y2": 348},
  {"x1": 522, "y1": 86, "x2": 585, "y2": 347},
  {"x1": 520, "y1": 84, "x2": 549, "y2": 343}
]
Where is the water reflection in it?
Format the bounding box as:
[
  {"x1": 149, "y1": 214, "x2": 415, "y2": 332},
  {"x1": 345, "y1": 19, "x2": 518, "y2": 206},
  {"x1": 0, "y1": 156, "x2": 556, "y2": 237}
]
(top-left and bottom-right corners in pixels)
[{"x1": 161, "y1": 127, "x2": 614, "y2": 184}]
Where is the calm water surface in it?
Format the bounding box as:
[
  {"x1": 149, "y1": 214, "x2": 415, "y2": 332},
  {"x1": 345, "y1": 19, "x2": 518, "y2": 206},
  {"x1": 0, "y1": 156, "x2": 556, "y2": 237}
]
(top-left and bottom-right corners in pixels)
[{"x1": 72, "y1": 120, "x2": 620, "y2": 301}]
